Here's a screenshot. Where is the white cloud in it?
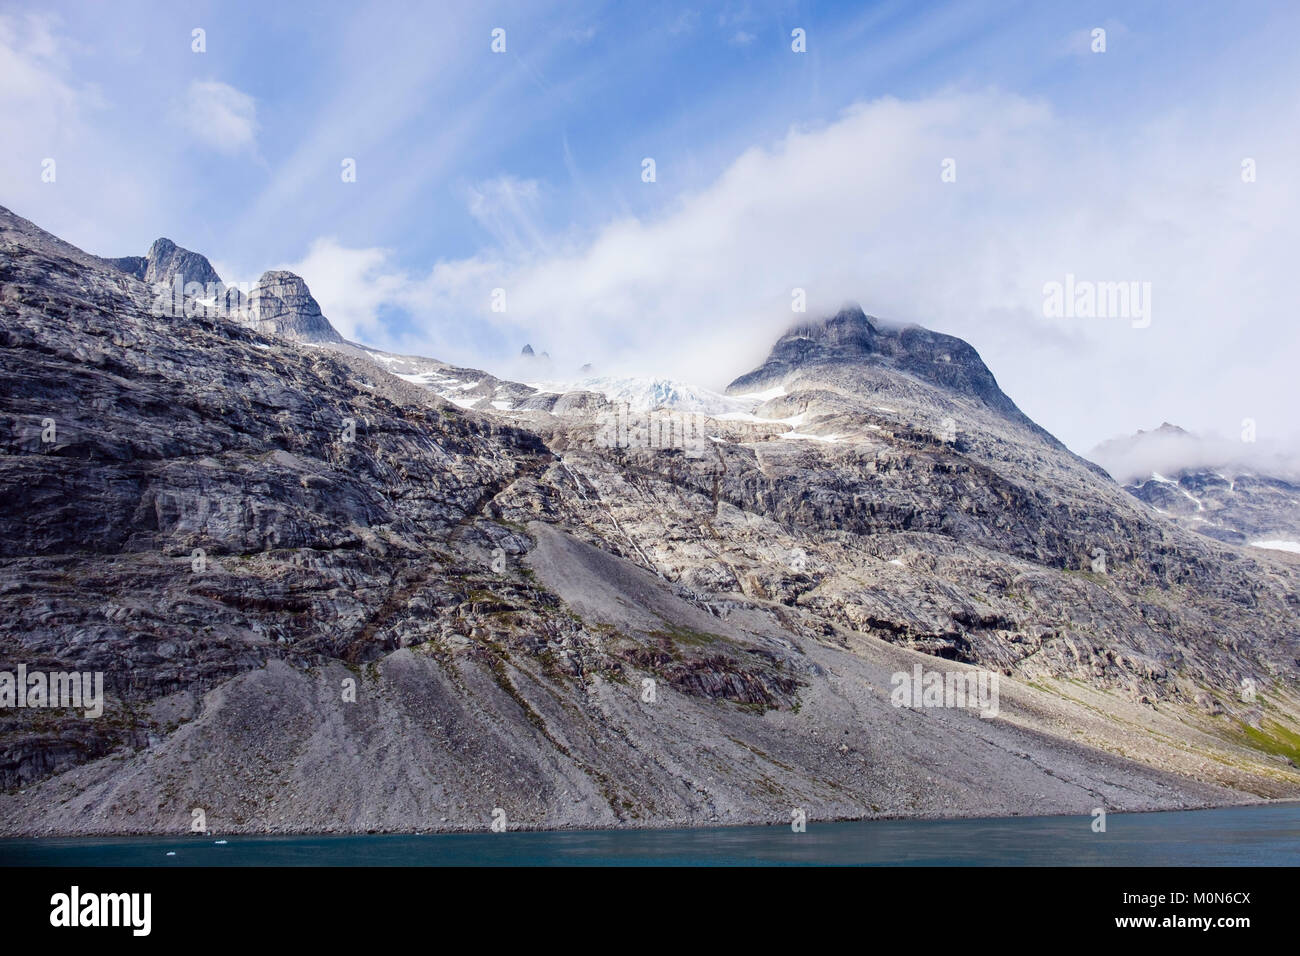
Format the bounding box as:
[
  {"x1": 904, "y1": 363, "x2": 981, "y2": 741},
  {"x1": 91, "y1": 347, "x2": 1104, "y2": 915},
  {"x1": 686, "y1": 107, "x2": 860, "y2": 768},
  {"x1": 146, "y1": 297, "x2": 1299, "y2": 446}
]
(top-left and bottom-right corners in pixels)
[
  {"x1": 0, "y1": 12, "x2": 98, "y2": 137},
  {"x1": 1090, "y1": 426, "x2": 1300, "y2": 485},
  {"x1": 276, "y1": 238, "x2": 412, "y2": 343},
  {"x1": 407, "y1": 90, "x2": 1062, "y2": 380},
  {"x1": 282, "y1": 86, "x2": 1300, "y2": 454},
  {"x1": 0, "y1": 13, "x2": 155, "y2": 252},
  {"x1": 729, "y1": 31, "x2": 756, "y2": 47},
  {"x1": 176, "y1": 80, "x2": 258, "y2": 154}
]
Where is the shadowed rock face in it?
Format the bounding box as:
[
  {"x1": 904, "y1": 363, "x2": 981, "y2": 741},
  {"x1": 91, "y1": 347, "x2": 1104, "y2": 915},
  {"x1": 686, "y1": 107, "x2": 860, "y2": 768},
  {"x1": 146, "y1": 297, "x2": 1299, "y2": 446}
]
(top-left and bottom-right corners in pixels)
[
  {"x1": 107, "y1": 238, "x2": 222, "y2": 291},
  {"x1": 246, "y1": 270, "x2": 343, "y2": 344},
  {"x1": 0, "y1": 204, "x2": 1297, "y2": 836},
  {"x1": 104, "y1": 255, "x2": 147, "y2": 280}
]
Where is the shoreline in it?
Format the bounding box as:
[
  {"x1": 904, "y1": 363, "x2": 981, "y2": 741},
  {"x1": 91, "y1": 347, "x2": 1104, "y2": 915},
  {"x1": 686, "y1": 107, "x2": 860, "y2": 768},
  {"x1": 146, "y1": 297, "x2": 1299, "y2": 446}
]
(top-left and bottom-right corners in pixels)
[{"x1": 5, "y1": 793, "x2": 1295, "y2": 842}]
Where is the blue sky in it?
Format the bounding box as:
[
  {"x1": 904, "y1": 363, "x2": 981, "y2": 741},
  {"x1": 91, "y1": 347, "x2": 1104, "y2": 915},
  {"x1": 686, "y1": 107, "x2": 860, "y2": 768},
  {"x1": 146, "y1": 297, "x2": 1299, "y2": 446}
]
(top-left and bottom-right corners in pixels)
[{"x1": 3, "y1": 1, "x2": 1299, "y2": 454}]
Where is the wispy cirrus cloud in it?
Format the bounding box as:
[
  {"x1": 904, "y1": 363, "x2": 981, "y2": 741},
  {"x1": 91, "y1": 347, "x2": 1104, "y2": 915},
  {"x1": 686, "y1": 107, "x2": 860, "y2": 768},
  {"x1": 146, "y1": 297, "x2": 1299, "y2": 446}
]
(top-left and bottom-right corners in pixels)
[{"x1": 465, "y1": 176, "x2": 548, "y2": 256}]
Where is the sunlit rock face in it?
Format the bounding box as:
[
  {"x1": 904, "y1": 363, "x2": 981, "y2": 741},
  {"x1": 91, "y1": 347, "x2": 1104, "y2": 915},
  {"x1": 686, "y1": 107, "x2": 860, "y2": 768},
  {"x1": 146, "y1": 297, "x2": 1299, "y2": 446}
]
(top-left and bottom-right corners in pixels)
[
  {"x1": 244, "y1": 270, "x2": 344, "y2": 344},
  {"x1": 107, "y1": 237, "x2": 223, "y2": 291}
]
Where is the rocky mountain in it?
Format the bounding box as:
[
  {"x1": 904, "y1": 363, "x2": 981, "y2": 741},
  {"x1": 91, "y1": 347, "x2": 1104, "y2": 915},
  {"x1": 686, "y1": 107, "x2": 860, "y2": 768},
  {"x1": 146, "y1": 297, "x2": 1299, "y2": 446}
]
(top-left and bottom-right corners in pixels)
[
  {"x1": 1, "y1": 204, "x2": 1297, "y2": 837},
  {"x1": 107, "y1": 239, "x2": 342, "y2": 347},
  {"x1": 1092, "y1": 423, "x2": 1300, "y2": 551},
  {"x1": 245, "y1": 270, "x2": 344, "y2": 344},
  {"x1": 728, "y1": 305, "x2": 1064, "y2": 447},
  {"x1": 106, "y1": 237, "x2": 223, "y2": 291}
]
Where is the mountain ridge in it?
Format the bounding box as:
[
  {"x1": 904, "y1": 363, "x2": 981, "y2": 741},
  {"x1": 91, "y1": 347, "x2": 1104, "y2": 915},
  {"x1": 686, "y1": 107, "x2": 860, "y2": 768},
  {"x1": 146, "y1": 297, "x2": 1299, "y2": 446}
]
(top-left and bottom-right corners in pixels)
[
  {"x1": 2, "y1": 203, "x2": 1297, "y2": 836},
  {"x1": 1092, "y1": 423, "x2": 1300, "y2": 549}
]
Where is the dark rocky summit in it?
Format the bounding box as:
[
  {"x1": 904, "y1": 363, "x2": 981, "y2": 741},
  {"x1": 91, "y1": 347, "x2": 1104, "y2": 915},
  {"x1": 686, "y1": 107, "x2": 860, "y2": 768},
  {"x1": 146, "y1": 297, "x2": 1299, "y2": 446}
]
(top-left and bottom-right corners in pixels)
[
  {"x1": 729, "y1": 305, "x2": 1050, "y2": 438},
  {"x1": 0, "y1": 205, "x2": 1296, "y2": 836}
]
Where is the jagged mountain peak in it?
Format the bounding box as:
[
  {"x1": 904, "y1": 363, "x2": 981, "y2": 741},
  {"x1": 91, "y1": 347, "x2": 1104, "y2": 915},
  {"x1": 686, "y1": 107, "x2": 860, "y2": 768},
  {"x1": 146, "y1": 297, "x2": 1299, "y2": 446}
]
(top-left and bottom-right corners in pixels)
[
  {"x1": 94, "y1": 217, "x2": 345, "y2": 347},
  {"x1": 786, "y1": 302, "x2": 881, "y2": 347},
  {"x1": 107, "y1": 235, "x2": 222, "y2": 290},
  {"x1": 246, "y1": 270, "x2": 344, "y2": 344},
  {"x1": 146, "y1": 237, "x2": 179, "y2": 257},
  {"x1": 256, "y1": 268, "x2": 308, "y2": 286},
  {"x1": 1148, "y1": 422, "x2": 1188, "y2": 436},
  {"x1": 1090, "y1": 423, "x2": 1300, "y2": 548}
]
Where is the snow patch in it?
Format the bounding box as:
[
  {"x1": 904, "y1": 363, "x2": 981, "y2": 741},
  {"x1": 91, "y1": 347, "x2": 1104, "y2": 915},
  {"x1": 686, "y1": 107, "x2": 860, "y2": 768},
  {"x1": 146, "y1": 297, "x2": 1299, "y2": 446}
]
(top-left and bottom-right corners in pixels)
[
  {"x1": 780, "y1": 432, "x2": 842, "y2": 444},
  {"x1": 1250, "y1": 539, "x2": 1300, "y2": 554},
  {"x1": 715, "y1": 411, "x2": 807, "y2": 427},
  {"x1": 1151, "y1": 472, "x2": 1205, "y2": 511},
  {"x1": 731, "y1": 385, "x2": 787, "y2": 402},
  {"x1": 529, "y1": 376, "x2": 755, "y2": 416}
]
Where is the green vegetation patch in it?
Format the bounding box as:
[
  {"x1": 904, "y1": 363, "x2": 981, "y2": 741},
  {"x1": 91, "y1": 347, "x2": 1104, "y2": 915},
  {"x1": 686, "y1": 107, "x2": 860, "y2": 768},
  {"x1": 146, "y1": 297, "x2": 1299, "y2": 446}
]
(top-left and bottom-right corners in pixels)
[{"x1": 1236, "y1": 718, "x2": 1300, "y2": 765}]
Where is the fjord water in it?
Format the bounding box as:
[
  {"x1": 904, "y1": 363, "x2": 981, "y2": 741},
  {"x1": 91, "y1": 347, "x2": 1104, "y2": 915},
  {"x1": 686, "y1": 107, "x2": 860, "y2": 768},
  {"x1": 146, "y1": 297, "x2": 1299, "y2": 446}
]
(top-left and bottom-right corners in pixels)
[{"x1": 3, "y1": 803, "x2": 1297, "y2": 866}]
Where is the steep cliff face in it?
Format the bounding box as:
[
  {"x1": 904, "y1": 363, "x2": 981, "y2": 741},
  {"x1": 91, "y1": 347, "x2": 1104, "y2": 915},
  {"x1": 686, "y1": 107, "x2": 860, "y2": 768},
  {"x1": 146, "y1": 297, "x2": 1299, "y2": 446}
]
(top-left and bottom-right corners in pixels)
[
  {"x1": 0, "y1": 207, "x2": 549, "y2": 796},
  {"x1": 107, "y1": 237, "x2": 223, "y2": 291},
  {"x1": 245, "y1": 270, "x2": 344, "y2": 344},
  {"x1": 1, "y1": 205, "x2": 1297, "y2": 836}
]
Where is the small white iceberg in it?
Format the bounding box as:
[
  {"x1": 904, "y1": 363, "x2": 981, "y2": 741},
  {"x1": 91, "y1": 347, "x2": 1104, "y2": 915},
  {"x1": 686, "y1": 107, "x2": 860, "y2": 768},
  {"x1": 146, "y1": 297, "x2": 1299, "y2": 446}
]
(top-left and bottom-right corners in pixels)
[{"x1": 213, "y1": 839, "x2": 228, "y2": 845}]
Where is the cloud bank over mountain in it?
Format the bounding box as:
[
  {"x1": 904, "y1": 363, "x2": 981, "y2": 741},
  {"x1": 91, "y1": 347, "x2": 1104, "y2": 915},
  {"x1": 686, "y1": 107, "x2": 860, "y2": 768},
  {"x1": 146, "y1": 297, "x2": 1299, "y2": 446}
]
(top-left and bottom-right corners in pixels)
[
  {"x1": 1090, "y1": 423, "x2": 1300, "y2": 486},
  {"x1": 5, "y1": 5, "x2": 1299, "y2": 456},
  {"x1": 277, "y1": 85, "x2": 1300, "y2": 455}
]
